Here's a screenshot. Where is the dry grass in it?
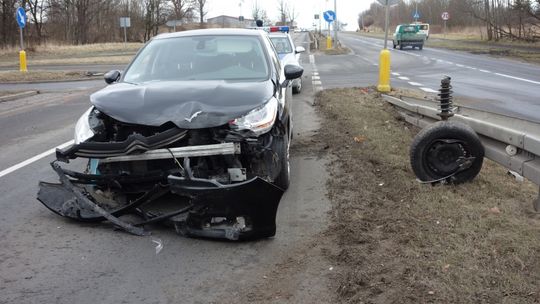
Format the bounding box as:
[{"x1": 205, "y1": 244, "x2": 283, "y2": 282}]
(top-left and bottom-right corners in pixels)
[
  {"x1": 0, "y1": 70, "x2": 100, "y2": 83},
  {"x1": 316, "y1": 87, "x2": 540, "y2": 303},
  {"x1": 0, "y1": 42, "x2": 143, "y2": 67}
]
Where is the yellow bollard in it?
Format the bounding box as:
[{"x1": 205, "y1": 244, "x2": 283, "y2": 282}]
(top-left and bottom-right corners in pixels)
[
  {"x1": 326, "y1": 36, "x2": 332, "y2": 49},
  {"x1": 377, "y1": 49, "x2": 391, "y2": 92},
  {"x1": 19, "y1": 50, "x2": 28, "y2": 72}
]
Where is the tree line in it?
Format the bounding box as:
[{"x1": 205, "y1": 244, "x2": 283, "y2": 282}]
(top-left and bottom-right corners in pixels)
[
  {"x1": 0, "y1": 0, "x2": 208, "y2": 47},
  {"x1": 358, "y1": 0, "x2": 540, "y2": 41}
]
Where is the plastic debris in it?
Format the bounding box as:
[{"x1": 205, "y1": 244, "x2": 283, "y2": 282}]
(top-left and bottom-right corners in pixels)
[{"x1": 152, "y1": 238, "x2": 163, "y2": 255}]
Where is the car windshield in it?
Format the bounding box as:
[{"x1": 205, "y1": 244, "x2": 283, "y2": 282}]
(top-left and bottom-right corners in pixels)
[
  {"x1": 402, "y1": 26, "x2": 417, "y2": 32},
  {"x1": 123, "y1": 35, "x2": 269, "y2": 83},
  {"x1": 269, "y1": 36, "x2": 292, "y2": 54}
]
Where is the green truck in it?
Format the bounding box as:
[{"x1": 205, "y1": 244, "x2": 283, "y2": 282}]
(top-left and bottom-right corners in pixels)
[{"x1": 392, "y1": 24, "x2": 426, "y2": 50}]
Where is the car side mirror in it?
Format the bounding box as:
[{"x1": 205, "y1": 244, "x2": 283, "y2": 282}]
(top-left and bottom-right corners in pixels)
[
  {"x1": 284, "y1": 64, "x2": 304, "y2": 80},
  {"x1": 104, "y1": 70, "x2": 121, "y2": 84},
  {"x1": 295, "y1": 46, "x2": 305, "y2": 54}
]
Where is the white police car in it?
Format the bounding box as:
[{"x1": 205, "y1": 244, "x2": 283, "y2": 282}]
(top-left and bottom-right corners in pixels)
[{"x1": 267, "y1": 26, "x2": 305, "y2": 94}]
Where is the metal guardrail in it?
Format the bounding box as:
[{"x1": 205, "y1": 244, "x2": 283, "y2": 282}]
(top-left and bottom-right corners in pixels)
[{"x1": 382, "y1": 94, "x2": 540, "y2": 210}]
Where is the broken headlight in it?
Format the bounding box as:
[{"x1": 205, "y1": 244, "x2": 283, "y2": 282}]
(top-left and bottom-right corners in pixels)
[
  {"x1": 230, "y1": 98, "x2": 278, "y2": 136},
  {"x1": 74, "y1": 107, "x2": 95, "y2": 144}
]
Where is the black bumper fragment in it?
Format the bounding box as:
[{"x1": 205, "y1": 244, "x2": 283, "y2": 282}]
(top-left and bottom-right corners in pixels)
[{"x1": 169, "y1": 175, "x2": 284, "y2": 240}]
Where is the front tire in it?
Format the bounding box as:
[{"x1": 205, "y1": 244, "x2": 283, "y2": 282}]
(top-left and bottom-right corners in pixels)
[
  {"x1": 273, "y1": 134, "x2": 290, "y2": 190},
  {"x1": 399, "y1": 42, "x2": 403, "y2": 50},
  {"x1": 410, "y1": 121, "x2": 484, "y2": 184}
]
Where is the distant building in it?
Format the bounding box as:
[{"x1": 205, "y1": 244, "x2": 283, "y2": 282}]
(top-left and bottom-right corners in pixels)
[{"x1": 206, "y1": 15, "x2": 256, "y2": 28}]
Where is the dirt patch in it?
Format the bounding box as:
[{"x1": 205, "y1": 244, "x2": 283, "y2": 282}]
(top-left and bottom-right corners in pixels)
[
  {"x1": 0, "y1": 70, "x2": 100, "y2": 83},
  {"x1": 316, "y1": 87, "x2": 540, "y2": 303}
]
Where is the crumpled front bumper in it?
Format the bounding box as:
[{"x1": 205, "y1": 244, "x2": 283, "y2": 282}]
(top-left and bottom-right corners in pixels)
[{"x1": 38, "y1": 158, "x2": 284, "y2": 240}]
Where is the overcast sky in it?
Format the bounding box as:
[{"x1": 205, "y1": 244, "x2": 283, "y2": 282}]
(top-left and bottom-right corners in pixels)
[{"x1": 206, "y1": 0, "x2": 373, "y2": 30}]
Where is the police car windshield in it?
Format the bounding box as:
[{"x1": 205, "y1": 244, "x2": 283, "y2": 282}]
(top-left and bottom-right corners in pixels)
[
  {"x1": 269, "y1": 37, "x2": 293, "y2": 54},
  {"x1": 123, "y1": 35, "x2": 269, "y2": 83}
]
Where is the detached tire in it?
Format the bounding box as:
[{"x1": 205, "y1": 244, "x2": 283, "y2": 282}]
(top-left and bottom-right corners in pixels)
[{"x1": 410, "y1": 121, "x2": 484, "y2": 184}]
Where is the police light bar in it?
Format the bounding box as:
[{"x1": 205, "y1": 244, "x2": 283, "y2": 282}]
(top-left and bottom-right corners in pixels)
[
  {"x1": 248, "y1": 26, "x2": 290, "y2": 33},
  {"x1": 269, "y1": 26, "x2": 289, "y2": 33}
]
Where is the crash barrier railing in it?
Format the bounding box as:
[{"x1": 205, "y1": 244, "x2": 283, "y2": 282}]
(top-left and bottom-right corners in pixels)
[{"x1": 382, "y1": 85, "x2": 540, "y2": 211}]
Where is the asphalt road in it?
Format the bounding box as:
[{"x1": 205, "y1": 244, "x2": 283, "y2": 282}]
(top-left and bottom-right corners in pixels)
[
  {"x1": 0, "y1": 32, "x2": 332, "y2": 304},
  {"x1": 316, "y1": 33, "x2": 540, "y2": 122}
]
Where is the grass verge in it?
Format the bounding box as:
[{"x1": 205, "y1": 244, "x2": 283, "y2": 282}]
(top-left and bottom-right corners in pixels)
[
  {"x1": 0, "y1": 42, "x2": 142, "y2": 67},
  {"x1": 0, "y1": 70, "x2": 100, "y2": 83},
  {"x1": 316, "y1": 87, "x2": 540, "y2": 303}
]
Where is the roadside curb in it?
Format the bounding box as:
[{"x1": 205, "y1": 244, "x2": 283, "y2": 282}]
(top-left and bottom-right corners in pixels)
[{"x1": 0, "y1": 90, "x2": 39, "y2": 102}]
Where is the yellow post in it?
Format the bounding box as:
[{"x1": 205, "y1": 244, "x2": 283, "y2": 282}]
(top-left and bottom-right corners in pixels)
[
  {"x1": 19, "y1": 50, "x2": 27, "y2": 72},
  {"x1": 326, "y1": 36, "x2": 332, "y2": 49},
  {"x1": 377, "y1": 49, "x2": 391, "y2": 92}
]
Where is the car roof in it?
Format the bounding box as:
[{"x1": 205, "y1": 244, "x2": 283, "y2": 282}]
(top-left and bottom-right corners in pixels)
[{"x1": 154, "y1": 28, "x2": 266, "y2": 40}]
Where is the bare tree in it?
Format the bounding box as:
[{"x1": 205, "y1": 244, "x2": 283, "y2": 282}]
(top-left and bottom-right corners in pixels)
[
  {"x1": 27, "y1": 0, "x2": 49, "y2": 43},
  {"x1": 194, "y1": 0, "x2": 206, "y2": 25},
  {"x1": 287, "y1": 4, "x2": 298, "y2": 26},
  {"x1": 276, "y1": 0, "x2": 287, "y2": 23}
]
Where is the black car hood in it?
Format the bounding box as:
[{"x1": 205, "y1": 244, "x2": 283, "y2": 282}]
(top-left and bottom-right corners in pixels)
[{"x1": 90, "y1": 80, "x2": 274, "y2": 129}]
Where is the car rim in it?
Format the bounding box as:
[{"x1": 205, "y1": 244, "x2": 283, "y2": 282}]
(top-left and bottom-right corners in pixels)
[{"x1": 424, "y1": 140, "x2": 467, "y2": 176}]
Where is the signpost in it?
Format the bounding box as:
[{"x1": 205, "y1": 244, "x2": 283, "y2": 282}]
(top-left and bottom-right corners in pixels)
[
  {"x1": 16, "y1": 6, "x2": 27, "y2": 72},
  {"x1": 120, "y1": 17, "x2": 131, "y2": 47},
  {"x1": 441, "y1": 12, "x2": 450, "y2": 37},
  {"x1": 323, "y1": 10, "x2": 335, "y2": 49}
]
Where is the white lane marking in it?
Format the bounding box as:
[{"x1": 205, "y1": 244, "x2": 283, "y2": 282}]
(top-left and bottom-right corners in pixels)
[
  {"x1": 479, "y1": 69, "x2": 491, "y2": 73},
  {"x1": 494, "y1": 73, "x2": 540, "y2": 85},
  {"x1": 312, "y1": 80, "x2": 322, "y2": 86},
  {"x1": 456, "y1": 64, "x2": 465, "y2": 67},
  {"x1": 372, "y1": 63, "x2": 378, "y2": 66},
  {"x1": 309, "y1": 54, "x2": 315, "y2": 64},
  {"x1": 313, "y1": 72, "x2": 319, "y2": 76},
  {"x1": 0, "y1": 140, "x2": 74, "y2": 178},
  {"x1": 420, "y1": 88, "x2": 438, "y2": 93},
  {"x1": 312, "y1": 75, "x2": 320, "y2": 80},
  {"x1": 391, "y1": 72, "x2": 400, "y2": 76},
  {"x1": 398, "y1": 76, "x2": 410, "y2": 80},
  {"x1": 431, "y1": 58, "x2": 438, "y2": 61},
  {"x1": 408, "y1": 82, "x2": 423, "y2": 86}
]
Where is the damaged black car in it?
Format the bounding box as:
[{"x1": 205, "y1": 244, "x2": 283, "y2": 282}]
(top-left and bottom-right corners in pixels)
[{"x1": 37, "y1": 28, "x2": 303, "y2": 240}]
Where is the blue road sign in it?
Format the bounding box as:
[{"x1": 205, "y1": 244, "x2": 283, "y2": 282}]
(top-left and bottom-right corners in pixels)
[
  {"x1": 323, "y1": 10, "x2": 336, "y2": 23},
  {"x1": 413, "y1": 12, "x2": 420, "y2": 19},
  {"x1": 16, "y1": 7, "x2": 26, "y2": 29}
]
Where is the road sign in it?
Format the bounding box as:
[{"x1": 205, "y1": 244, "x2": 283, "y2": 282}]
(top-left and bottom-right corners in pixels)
[
  {"x1": 314, "y1": 14, "x2": 319, "y2": 20},
  {"x1": 16, "y1": 7, "x2": 26, "y2": 29},
  {"x1": 413, "y1": 12, "x2": 420, "y2": 19},
  {"x1": 323, "y1": 10, "x2": 336, "y2": 23},
  {"x1": 120, "y1": 17, "x2": 131, "y2": 28},
  {"x1": 441, "y1": 12, "x2": 450, "y2": 20}
]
